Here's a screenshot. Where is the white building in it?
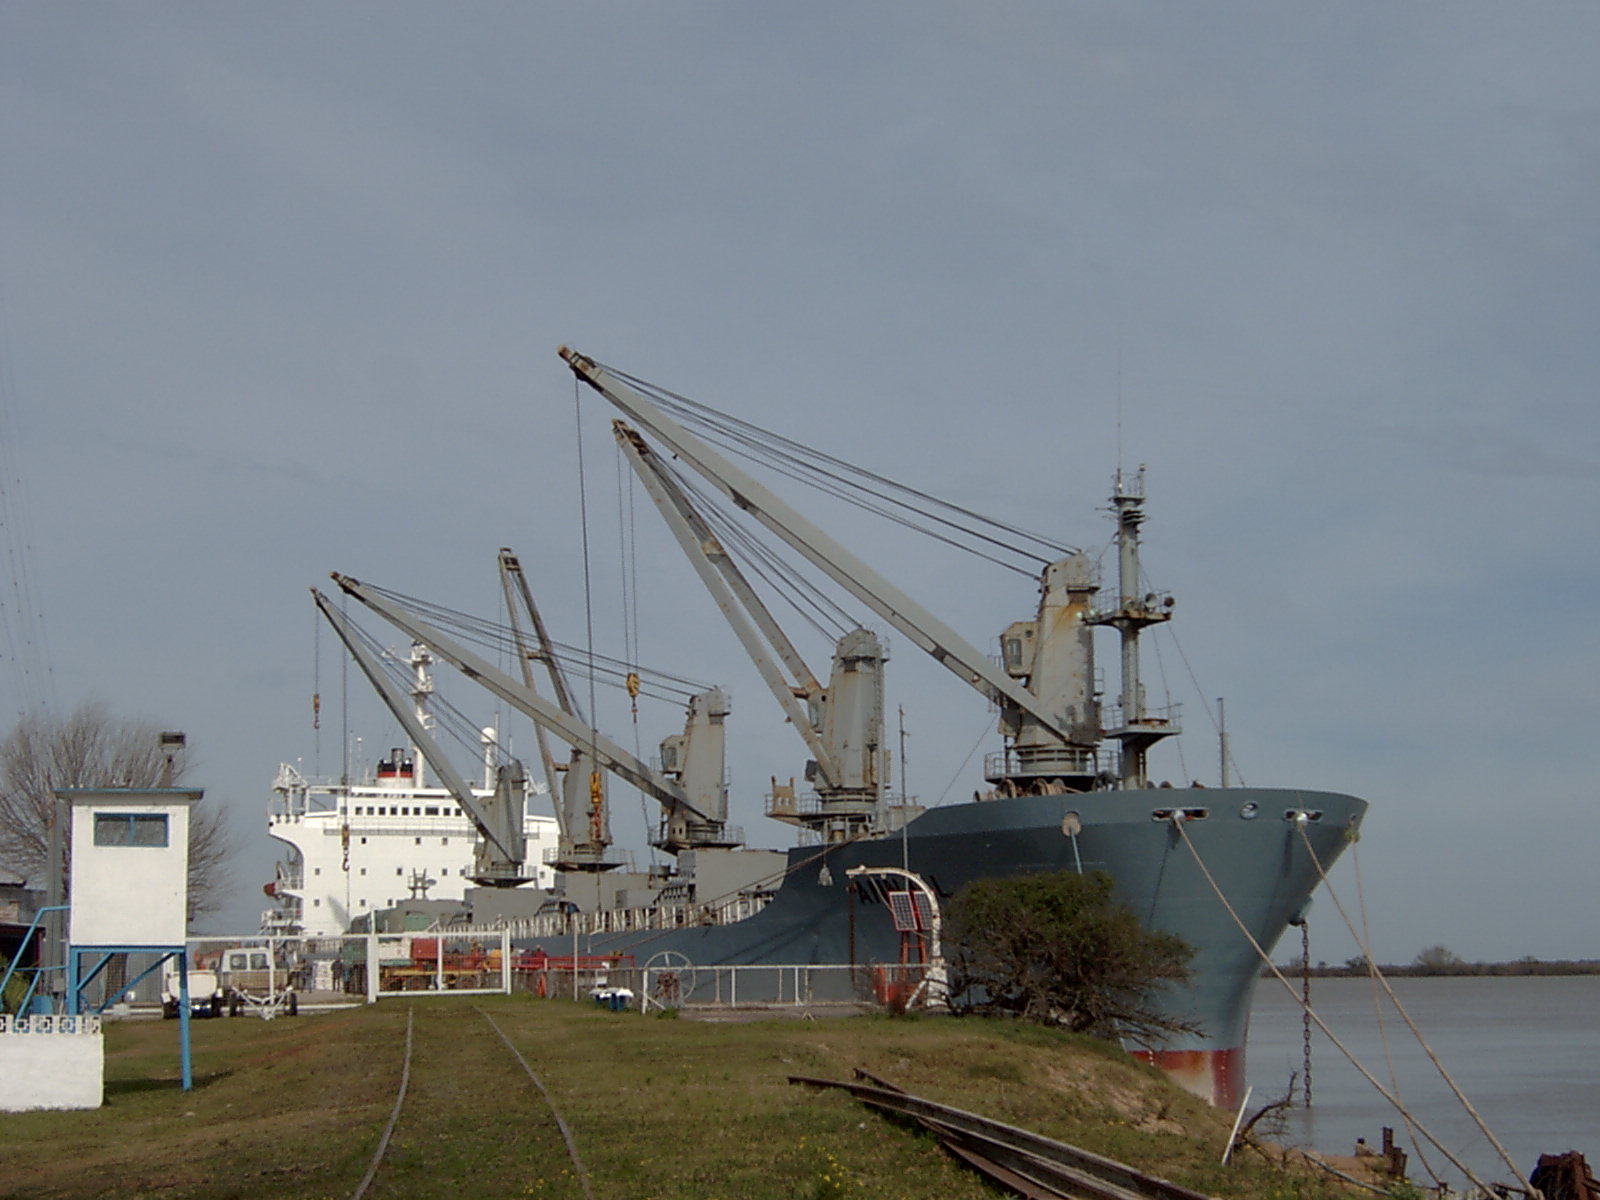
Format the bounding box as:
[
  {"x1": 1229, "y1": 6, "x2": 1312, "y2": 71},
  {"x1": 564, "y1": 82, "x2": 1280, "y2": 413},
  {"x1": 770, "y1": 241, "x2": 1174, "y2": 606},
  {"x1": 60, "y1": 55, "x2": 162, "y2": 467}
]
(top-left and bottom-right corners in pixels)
[{"x1": 66, "y1": 787, "x2": 202, "y2": 948}]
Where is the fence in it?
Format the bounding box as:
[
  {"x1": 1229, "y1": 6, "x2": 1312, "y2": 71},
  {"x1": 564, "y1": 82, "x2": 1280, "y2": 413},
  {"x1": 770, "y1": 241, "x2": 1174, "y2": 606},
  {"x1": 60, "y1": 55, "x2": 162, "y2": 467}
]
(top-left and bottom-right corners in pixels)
[
  {"x1": 182, "y1": 932, "x2": 629, "y2": 1006},
  {"x1": 565, "y1": 959, "x2": 943, "y2": 1014},
  {"x1": 110, "y1": 934, "x2": 947, "y2": 1016}
]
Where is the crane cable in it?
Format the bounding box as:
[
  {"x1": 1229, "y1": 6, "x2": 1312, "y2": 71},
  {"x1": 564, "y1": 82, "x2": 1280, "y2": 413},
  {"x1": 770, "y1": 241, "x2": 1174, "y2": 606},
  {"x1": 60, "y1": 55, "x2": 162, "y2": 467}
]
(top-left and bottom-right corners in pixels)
[
  {"x1": 605, "y1": 363, "x2": 1072, "y2": 572},
  {"x1": 661, "y1": 453, "x2": 857, "y2": 639},
  {"x1": 1169, "y1": 815, "x2": 1508, "y2": 1196},
  {"x1": 1292, "y1": 821, "x2": 1530, "y2": 1191},
  {"x1": 351, "y1": 580, "x2": 708, "y2": 703},
  {"x1": 328, "y1": 608, "x2": 519, "y2": 771},
  {"x1": 615, "y1": 438, "x2": 641, "y2": 725},
  {"x1": 614, "y1": 439, "x2": 656, "y2": 863},
  {"x1": 312, "y1": 608, "x2": 322, "y2": 782},
  {"x1": 573, "y1": 375, "x2": 605, "y2": 845}
]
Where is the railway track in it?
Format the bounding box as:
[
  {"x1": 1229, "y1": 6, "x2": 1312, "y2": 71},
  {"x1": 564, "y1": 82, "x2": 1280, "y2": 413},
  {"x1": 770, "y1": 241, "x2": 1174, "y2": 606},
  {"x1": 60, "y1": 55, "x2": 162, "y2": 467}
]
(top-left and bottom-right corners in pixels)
[
  {"x1": 789, "y1": 1070, "x2": 1217, "y2": 1200},
  {"x1": 349, "y1": 1005, "x2": 593, "y2": 1200},
  {"x1": 344, "y1": 1009, "x2": 1210, "y2": 1200}
]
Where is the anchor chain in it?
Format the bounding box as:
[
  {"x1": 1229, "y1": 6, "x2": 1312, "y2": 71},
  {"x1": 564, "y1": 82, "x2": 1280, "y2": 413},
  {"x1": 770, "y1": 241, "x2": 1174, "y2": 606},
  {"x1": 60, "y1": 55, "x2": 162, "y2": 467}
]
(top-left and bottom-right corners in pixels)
[{"x1": 1301, "y1": 921, "x2": 1313, "y2": 1106}]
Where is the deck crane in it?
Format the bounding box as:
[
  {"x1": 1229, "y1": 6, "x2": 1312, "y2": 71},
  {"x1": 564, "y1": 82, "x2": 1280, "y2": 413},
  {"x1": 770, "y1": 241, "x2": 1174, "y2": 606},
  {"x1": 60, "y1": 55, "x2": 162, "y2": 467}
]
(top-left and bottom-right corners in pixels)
[
  {"x1": 494, "y1": 547, "x2": 614, "y2": 871},
  {"x1": 612, "y1": 421, "x2": 888, "y2": 841},
  {"x1": 560, "y1": 346, "x2": 1121, "y2": 794},
  {"x1": 325, "y1": 571, "x2": 741, "y2": 855},
  {"x1": 312, "y1": 588, "x2": 537, "y2": 886},
  {"x1": 497, "y1": 547, "x2": 574, "y2": 809}
]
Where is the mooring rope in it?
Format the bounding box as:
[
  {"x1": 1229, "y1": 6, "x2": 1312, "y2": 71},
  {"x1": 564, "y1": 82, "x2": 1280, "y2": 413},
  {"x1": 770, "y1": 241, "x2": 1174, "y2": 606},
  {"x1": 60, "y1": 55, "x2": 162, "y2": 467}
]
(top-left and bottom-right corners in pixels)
[
  {"x1": 479, "y1": 1008, "x2": 595, "y2": 1200},
  {"x1": 1350, "y1": 842, "x2": 1447, "y2": 1188},
  {"x1": 350, "y1": 1007, "x2": 413, "y2": 1200},
  {"x1": 1170, "y1": 815, "x2": 1502, "y2": 1195},
  {"x1": 1292, "y1": 822, "x2": 1532, "y2": 1191}
]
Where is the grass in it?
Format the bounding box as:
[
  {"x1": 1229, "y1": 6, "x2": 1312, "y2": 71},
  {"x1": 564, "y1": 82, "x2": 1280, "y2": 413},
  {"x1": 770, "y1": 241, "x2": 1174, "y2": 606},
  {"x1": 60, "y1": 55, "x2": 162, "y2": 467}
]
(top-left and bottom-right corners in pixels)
[{"x1": 0, "y1": 998, "x2": 1370, "y2": 1200}]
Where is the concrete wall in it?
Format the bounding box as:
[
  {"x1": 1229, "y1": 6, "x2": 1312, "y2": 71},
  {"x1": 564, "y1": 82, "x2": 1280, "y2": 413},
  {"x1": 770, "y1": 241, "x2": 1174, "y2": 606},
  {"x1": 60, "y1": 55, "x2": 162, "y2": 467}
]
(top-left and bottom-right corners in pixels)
[{"x1": 0, "y1": 1014, "x2": 103, "y2": 1111}]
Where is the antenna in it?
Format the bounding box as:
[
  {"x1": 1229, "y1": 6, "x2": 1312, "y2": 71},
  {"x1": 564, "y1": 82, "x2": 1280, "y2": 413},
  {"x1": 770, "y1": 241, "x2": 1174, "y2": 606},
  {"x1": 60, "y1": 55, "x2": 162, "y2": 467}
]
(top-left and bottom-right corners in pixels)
[{"x1": 1115, "y1": 340, "x2": 1124, "y2": 477}]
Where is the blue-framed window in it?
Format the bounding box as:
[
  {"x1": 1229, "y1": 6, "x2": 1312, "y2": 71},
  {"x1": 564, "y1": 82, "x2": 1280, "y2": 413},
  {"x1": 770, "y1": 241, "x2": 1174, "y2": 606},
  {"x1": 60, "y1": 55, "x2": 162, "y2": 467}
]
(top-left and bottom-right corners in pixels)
[{"x1": 93, "y1": 813, "x2": 170, "y2": 847}]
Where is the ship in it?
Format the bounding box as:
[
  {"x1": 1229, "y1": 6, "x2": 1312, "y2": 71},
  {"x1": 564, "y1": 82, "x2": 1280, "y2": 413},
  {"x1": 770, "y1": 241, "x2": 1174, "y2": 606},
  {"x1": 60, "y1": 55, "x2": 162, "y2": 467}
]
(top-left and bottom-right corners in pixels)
[
  {"x1": 288, "y1": 348, "x2": 1367, "y2": 1109},
  {"x1": 263, "y1": 643, "x2": 561, "y2": 938}
]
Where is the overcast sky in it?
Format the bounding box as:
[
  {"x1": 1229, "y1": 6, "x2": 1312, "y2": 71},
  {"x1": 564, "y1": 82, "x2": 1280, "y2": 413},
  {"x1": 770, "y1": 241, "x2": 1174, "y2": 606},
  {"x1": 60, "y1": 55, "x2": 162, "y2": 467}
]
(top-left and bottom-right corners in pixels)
[{"x1": 1, "y1": 3, "x2": 1595, "y2": 966}]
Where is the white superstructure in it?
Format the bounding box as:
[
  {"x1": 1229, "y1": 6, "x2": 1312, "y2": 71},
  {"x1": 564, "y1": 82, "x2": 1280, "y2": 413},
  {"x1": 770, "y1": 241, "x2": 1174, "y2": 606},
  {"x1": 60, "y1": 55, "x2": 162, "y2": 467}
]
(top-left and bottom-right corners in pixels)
[{"x1": 264, "y1": 745, "x2": 558, "y2": 937}]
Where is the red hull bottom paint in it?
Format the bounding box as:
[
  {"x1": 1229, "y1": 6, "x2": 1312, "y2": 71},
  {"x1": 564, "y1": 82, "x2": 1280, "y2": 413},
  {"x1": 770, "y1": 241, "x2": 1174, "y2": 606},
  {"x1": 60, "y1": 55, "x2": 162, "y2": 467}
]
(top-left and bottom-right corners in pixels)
[{"x1": 1130, "y1": 1046, "x2": 1245, "y2": 1109}]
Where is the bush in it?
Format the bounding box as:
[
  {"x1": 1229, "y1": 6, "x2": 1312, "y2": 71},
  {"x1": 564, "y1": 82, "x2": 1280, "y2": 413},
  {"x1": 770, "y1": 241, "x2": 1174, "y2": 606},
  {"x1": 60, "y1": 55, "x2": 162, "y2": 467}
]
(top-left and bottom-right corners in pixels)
[
  {"x1": 945, "y1": 870, "x2": 1195, "y2": 1043},
  {"x1": 1, "y1": 951, "x2": 30, "y2": 1015}
]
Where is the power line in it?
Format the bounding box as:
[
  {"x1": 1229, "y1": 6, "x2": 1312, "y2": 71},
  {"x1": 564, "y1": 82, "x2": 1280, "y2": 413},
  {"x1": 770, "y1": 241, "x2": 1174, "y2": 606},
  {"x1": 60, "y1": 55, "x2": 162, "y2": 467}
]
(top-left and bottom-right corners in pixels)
[{"x1": 0, "y1": 289, "x2": 56, "y2": 721}]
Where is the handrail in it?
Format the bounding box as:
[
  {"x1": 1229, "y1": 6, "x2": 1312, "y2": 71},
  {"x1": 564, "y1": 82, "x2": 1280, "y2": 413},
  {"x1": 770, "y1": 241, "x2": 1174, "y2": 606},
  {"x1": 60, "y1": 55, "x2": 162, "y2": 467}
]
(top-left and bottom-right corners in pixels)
[{"x1": 0, "y1": 905, "x2": 68, "y2": 1016}]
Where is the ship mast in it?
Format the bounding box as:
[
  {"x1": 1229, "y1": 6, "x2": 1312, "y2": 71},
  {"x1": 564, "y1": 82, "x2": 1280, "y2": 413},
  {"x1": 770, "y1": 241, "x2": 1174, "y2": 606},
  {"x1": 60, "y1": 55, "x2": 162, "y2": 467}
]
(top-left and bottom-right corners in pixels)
[
  {"x1": 408, "y1": 641, "x2": 434, "y2": 788},
  {"x1": 1090, "y1": 467, "x2": 1179, "y2": 787}
]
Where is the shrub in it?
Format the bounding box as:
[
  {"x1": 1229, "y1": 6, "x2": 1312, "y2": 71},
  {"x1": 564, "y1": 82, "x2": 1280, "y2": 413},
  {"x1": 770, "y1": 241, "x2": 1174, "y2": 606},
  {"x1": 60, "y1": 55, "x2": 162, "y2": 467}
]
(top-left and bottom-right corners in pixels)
[{"x1": 945, "y1": 870, "x2": 1195, "y2": 1043}]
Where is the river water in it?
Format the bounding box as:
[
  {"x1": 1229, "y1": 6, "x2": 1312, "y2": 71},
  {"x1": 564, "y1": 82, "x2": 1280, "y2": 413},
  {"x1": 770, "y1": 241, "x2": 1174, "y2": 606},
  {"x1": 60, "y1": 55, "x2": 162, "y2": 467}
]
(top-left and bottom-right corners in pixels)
[{"x1": 1244, "y1": 975, "x2": 1600, "y2": 1188}]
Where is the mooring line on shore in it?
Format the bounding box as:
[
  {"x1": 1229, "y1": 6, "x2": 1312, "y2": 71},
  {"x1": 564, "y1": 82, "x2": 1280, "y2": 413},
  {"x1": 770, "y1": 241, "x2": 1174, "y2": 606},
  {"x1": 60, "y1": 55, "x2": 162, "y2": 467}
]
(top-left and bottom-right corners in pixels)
[
  {"x1": 351, "y1": 1007, "x2": 414, "y2": 1200},
  {"x1": 479, "y1": 1007, "x2": 595, "y2": 1200},
  {"x1": 1171, "y1": 817, "x2": 1504, "y2": 1196},
  {"x1": 1294, "y1": 823, "x2": 1530, "y2": 1191}
]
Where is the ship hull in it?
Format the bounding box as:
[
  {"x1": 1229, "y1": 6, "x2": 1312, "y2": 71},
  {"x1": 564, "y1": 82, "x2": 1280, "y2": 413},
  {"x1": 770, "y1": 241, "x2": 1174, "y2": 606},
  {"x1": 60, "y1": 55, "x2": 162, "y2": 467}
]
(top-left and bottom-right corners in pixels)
[{"x1": 541, "y1": 785, "x2": 1365, "y2": 1108}]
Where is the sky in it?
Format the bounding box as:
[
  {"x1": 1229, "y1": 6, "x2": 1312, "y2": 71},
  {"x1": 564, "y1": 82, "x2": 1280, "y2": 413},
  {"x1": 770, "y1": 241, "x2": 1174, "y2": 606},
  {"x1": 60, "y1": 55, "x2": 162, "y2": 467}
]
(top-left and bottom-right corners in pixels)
[{"x1": 0, "y1": 3, "x2": 1595, "y2": 965}]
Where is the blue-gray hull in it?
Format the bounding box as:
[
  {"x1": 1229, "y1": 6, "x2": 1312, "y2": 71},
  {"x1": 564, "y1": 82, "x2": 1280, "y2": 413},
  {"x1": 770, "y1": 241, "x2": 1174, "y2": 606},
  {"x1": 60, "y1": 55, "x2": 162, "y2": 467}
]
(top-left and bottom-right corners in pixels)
[{"x1": 558, "y1": 785, "x2": 1366, "y2": 1105}]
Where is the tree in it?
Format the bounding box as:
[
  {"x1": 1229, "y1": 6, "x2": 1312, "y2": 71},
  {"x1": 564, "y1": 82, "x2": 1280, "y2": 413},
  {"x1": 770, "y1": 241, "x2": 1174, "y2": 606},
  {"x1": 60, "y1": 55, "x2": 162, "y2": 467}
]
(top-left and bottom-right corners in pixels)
[
  {"x1": 1411, "y1": 944, "x2": 1464, "y2": 973},
  {"x1": 0, "y1": 703, "x2": 236, "y2": 924},
  {"x1": 944, "y1": 869, "x2": 1196, "y2": 1044}
]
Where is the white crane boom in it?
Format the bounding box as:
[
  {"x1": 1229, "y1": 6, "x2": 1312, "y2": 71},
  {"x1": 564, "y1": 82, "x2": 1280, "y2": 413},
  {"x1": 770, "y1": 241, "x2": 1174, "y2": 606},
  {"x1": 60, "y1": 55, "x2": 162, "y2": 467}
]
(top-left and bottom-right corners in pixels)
[
  {"x1": 611, "y1": 421, "x2": 842, "y2": 788},
  {"x1": 311, "y1": 588, "x2": 529, "y2": 878},
  {"x1": 559, "y1": 346, "x2": 1074, "y2": 742},
  {"x1": 329, "y1": 571, "x2": 716, "y2": 826},
  {"x1": 497, "y1": 548, "x2": 574, "y2": 833}
]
